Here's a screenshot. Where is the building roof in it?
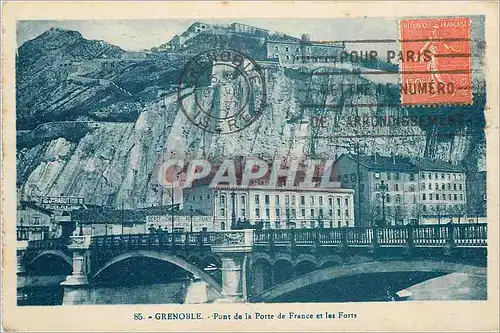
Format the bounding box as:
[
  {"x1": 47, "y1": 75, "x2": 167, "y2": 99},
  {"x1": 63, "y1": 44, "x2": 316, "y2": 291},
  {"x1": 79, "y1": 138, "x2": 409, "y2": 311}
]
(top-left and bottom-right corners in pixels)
[
  {"x1": 337, "y1": 154, "x2": 465, "y2": 173},
  {"x1": 71, "y1": 204, "x2": 197, "y2": 224},
  {"x1": 18, "y1": 201, "x2": 54, "y2": 215},
  {"x1": 408, "y1": 157, "x2": 466, "y2": 172},
  {"x1": 338, "y1": 154, "x2": 416, "y2": 172},
  {"x1": 267, "y1": 33, "x2": 303, "y2": 43}
]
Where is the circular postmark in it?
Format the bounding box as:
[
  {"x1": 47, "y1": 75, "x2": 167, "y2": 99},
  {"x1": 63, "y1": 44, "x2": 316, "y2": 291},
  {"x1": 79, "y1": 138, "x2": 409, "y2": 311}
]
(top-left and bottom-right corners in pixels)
[{"x1": 177, "y1": 48, "x2": 266, "y2": 134}]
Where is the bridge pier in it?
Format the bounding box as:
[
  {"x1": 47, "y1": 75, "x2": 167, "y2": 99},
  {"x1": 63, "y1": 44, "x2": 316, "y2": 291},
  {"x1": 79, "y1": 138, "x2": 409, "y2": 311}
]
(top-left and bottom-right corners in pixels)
[
  {"x1": 211, "y1": 230, "x2": 253, "y2": 303},
  {"x1": 61, "y1": 236, "x2": 92, "y2": 305}
]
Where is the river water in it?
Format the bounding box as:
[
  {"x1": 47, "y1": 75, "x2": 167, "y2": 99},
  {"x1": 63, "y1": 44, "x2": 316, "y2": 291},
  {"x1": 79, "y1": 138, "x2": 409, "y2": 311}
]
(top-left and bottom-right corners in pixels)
[
  {"x1": 18, "y1": 272, "x2": 486, "y2": 305},
  {"x1": 18, "y1": 280, "x2": 219, "y2": 306}
]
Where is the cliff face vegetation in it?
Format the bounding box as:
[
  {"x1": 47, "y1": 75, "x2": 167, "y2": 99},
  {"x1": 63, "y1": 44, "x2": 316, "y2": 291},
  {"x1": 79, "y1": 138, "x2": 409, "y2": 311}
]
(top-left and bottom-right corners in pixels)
[{"x1": 16, "y1": 28, "x2": 486, "y2": 208}]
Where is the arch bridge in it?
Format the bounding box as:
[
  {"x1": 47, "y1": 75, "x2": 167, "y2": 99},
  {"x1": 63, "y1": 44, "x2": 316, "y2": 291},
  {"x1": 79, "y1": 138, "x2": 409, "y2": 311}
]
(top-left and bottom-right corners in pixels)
[{"x1": 18, "y1": 223, "x2": 487, "y2": 304}]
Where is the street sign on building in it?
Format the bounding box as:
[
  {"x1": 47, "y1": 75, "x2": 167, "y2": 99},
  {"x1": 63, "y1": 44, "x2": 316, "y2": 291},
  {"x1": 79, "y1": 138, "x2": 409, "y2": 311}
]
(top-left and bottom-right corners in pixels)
[{"x1": 41, "y1": 196, "x2": 85, "y2": 211}]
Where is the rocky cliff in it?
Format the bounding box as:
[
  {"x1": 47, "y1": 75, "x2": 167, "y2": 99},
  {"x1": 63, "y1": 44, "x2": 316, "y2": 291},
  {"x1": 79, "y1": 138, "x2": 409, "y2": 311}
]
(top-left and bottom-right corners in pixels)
[{"x1": 16, "y1": 28, "x2": 486, "y2": 208}]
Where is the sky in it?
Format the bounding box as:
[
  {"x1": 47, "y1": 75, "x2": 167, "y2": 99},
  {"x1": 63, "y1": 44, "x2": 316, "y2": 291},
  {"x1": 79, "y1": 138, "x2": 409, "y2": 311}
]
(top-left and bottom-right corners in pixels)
[
  {"x1": 17, "y1": 16, "x2": 484, "y2": 65},
  {"x1": 17, "y1": 18, "x2": 399, "y2": 51}
]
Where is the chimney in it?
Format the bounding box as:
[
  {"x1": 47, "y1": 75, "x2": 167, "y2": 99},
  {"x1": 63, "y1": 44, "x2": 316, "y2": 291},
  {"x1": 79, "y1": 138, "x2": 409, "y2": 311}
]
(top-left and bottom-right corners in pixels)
[{"x1": 391, "y1": 152, "x2": 396, "y2": 165}]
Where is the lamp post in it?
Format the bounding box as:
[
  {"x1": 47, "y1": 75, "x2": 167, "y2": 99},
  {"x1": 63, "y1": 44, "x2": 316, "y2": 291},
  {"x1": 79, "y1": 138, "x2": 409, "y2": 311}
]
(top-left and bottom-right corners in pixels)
[
  {"x1": 379, "y1": 180, "x2": 389, "y2": 226},
  {"x1": 189, "y1": 208, "x2": 194, "y2": 233},
  {"x1": 230, "y1": 191, "x2": 237, "y2": 230},
  {"x1": 171, "y1": 187, "x2": 175, "y2": 233}
]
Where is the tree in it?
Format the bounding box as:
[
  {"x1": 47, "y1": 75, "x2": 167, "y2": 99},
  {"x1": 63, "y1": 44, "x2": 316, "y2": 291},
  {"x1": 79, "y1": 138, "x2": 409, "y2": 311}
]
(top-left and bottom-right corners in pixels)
[{"x1": 452, "y1": 204, "x2": 467, "y2": 223}]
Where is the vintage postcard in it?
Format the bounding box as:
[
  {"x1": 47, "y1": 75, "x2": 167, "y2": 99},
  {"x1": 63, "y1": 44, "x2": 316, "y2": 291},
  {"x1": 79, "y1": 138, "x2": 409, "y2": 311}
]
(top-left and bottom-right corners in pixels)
[{"x1": 2, "y1": 1, "x2": 499, "y2": 331}]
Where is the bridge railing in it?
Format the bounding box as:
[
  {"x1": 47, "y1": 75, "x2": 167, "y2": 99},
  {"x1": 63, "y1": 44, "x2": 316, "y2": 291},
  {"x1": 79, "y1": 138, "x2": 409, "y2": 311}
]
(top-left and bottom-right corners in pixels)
[
  {"x1": 412, "y1": 225, "x2": 448, "y2": 246},
  {"x1": 27, "y1": 237, "x2": 67, "y2": 251},
  {"x1": 253, "y1": 223, "x2": 487, "y2": 248},
  {"x1": 453, "y1": 223, "x2": 487, "y2": 247},
  {"x1": 90, "y1": 232, "x2": 216, "y2": 249}
]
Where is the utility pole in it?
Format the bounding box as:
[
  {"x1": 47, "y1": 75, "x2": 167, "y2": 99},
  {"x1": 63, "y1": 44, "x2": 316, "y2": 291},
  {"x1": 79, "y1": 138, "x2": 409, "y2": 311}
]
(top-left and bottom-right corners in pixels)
[
  {"x1": 354, "y1": 142, "x2": 362, "y2": 226},
  {"x1": 230, "y1": 191, "x2": 237, "y2": 230},
  {"x1": 121, "y1": 200, "x2": 124, "y2": 235},
  {"x1": 171, "y1": 187, "x2": 175, "y2": 232},
  {"x1": 380, "y1": 180, "x2": 388, "y2": 226}
]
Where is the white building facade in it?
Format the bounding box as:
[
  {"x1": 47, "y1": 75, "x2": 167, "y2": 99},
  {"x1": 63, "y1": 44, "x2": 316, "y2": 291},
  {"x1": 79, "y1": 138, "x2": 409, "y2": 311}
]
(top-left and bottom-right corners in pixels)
[{"x1": 183, "y1": 185, "x2": 355, "y2": 231}]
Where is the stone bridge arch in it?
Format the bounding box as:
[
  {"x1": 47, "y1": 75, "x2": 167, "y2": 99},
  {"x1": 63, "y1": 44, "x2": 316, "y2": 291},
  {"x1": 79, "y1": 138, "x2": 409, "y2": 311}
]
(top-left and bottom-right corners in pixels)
[
  {"x1": 91, "y1": 250, "x2": 222, "y2": 295},
  {"x1": 252, "y1": 260, "x2": 487, "y2": 302},
  {"x1": 30, "y1": 250, "x2": 72, "y2": 267}
]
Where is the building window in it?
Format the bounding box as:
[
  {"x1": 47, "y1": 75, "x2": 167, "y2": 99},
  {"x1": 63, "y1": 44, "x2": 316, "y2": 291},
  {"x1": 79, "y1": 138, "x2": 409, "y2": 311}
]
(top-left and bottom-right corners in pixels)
[
  {"x1": 345, "y1": 198, "x2": 349, "y2": 207},
  {"x1": 192, "y1": 196, "x2": 196, "y2": 201},
  {"x1": 447, "y1": 183, "x2": 451, "y2": 190},
  {"x1": 420, "y1": 172, "x2": 425, "y2": 179},
  {"x1": 275, "y1": 208, "x2": 280, "y2": 218},
  {"x1": 301, "y1": 208, "x2": 306, "y2": 217},
  {"x1": 310, "y1": 209, "x2": 315, "y2": 217},
  {"x1": 265, "y1": 194, "x2": 270, "y2": 205},
  {"x1": 386, "y1": 194, "x2": 391, "y2": 203},
  {"x1": 274, "y1": 46, "x2": 279, "y2": 51},
  {"x1": 291, "y1": 195, "x2": 296, "y2": 206},
  {"x1": 410, "y1": 185, "x2": 416, "y2": 192},
  {"x1": 319, "y1": 208, "x2": 324, "y2": 217},
  {"x1": 453, "y1": 174, "x2": 456, "y2": 180},
  {"x1": 394, "y1": 184, "x2": 399, "y2": 191},
  {"x1": 275, "y1": 195, "x2": 280, "y2": 205},
  {"x1": 33, "y1": 216, "x2": 41, "y2": 226},
  {"x1": 422, "y1": 205, "x2": 427, "y2": 212},
  {"x1": 422, "y1": 193, "x2": 426, "y2": 200},
  {"x1": 459, "y1": 183, "x2": 463, "y2": 190},
  {"x1": 285, "y1": 46, "x2": 289, "y2": 52},
  {"x1": 441, "y1": 173, "x2": 445, "y2": 179},
  {"x1": 387, "y1": 172, "x2": 391, "y2": 180},
  {"x1": 329, "y1": 209, "x2": 333, "y2": 217},
  {"x1": 300, "y1": 195, "x2": 305, "y2": 205},
  {"x1": 454, "y1": 194, "x2": 457, "y2": 201},
  {"x1": 428, "y1": 173, "x2": 432, "y2": 179},
  {"x1": 275, "y1": 221, "x2": 281, "y2": 229},
  {"x1": 319, "y1": 196, "x2": 323, "y2": 206},
  {"x1": 413, "y1": 195, "x2": 417, "y2": 204},
  {"x1": 220, "y1": 194, "x2": 227, "y2": 217},
  {"x1": 441, "y1": 194, "x2": 445, "y2": 200},
  {"x1": 441, "y1": 183, "x2": 445, "y2": 190},
  {"x1": 337, "y1": 209, "x2": 341, "y2": 218},
  {"x1": 310, "y1": 196, "x2": 315, "y2": 205},
  {"x1": 255, "y1": 208, "x2": 260, "y2": 218},
  {"x1": 421, "y1": 183, "x2": 425, "y2": 190},
  {"x1": 336, "y1": 198, "x2": 341, "y2": 206},
  {"x1": 291, "y1": 209, "x2": 297, "y2": 218},
  {"x1": 460, "y1": 194, "x2": 463, "y2": 200},
  {"x1": 448, "y1": 194, "x2": 452, "y2": 201},
  {"x1": 345, "y1": 209, "x2": 349, "y2": 218},
  {"x1": 254, "y1": 194, "x2": 260, "y2": 204},
  {"x1": 351, "y1": 173, "x2": 356, "y2": 182},
  {"x1": 453, "y1": 183, "x2": 457, "y2": 190},
  {"x1": 285, "y1": 195, "x2": 290, "y2": 206},
  {"x1": 435, "y1": 183, "x2": 439, "y2": 190},
  {"x1": 343, "y1": 174, "x2": 349, "y2": 182},
  {"x1": 265, "y1": 208, "x2": 270, "y2": 218},
  {"x1": 285, "y1": 55, "x2": 290, "y2": 60},
  {"x1": 395, "y1": 173, "x2": 400, "y2": 180},
  {"x1": 435, "y1": 173, "x2": 438, "y2": 179},
  {"x1": 410, "y1": 173, "x2": 416, "y2": 181},
  {"x1": 396, "y1": 194, "x2": 401, "y2": 204},
  {"x1": 240, "y1": 195, "x2": 247, "y2": 217},
  {"x1": 430, "y1": 193, "x2": 433, "y2": 200}
]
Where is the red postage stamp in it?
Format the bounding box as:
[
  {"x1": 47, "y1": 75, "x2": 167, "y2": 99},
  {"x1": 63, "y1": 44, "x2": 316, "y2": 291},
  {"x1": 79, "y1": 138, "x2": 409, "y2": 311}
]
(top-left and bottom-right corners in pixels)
[{"x1": 399, "y1": 17, "x2": 472, "y2": 106}]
